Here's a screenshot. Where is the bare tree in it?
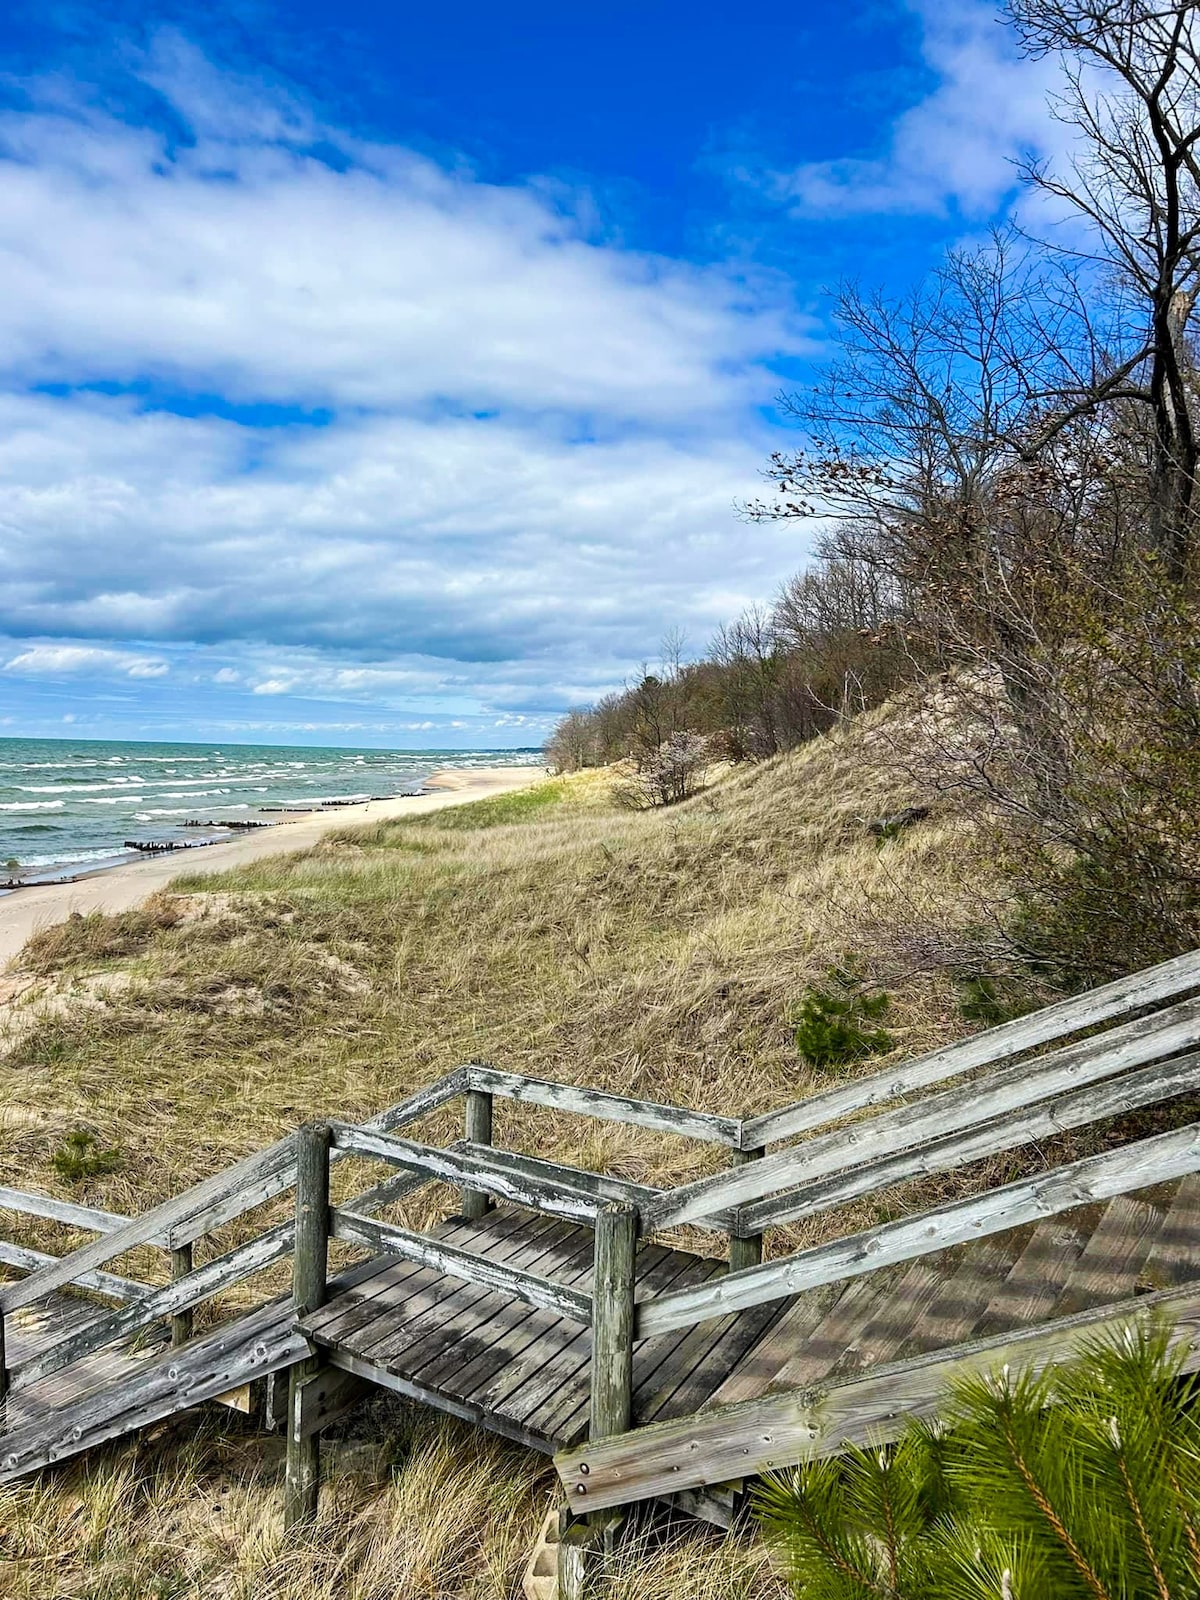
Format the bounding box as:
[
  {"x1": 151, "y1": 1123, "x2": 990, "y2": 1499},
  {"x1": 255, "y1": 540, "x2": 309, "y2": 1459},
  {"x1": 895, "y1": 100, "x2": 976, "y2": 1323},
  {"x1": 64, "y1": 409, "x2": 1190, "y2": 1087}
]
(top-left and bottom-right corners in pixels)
[{"x1": 1010, "y1": 0, "x2": 1200, "y2": 574}]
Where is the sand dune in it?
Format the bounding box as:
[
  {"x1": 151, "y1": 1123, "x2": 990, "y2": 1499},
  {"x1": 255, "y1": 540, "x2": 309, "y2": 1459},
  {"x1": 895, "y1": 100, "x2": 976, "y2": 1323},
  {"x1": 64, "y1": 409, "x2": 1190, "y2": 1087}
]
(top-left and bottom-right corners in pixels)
[{"x1": 0, "y1": 765, "x2": 540, "y2": 968}]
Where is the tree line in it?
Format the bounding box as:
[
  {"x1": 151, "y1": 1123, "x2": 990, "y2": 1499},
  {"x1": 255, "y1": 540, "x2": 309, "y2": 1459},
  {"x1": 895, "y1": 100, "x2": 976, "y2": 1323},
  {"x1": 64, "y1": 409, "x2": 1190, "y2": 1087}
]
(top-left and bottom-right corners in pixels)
[{"x1": 548, "y1": 0, "x2": 1200, "y2": 983}]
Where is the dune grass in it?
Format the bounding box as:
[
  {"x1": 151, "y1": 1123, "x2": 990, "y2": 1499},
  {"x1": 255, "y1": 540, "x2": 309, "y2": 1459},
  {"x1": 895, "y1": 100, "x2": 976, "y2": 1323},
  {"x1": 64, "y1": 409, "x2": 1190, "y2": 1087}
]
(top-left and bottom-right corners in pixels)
[{"x1": 0, "y1": 716, "x2": 1052, "y2": 1596}]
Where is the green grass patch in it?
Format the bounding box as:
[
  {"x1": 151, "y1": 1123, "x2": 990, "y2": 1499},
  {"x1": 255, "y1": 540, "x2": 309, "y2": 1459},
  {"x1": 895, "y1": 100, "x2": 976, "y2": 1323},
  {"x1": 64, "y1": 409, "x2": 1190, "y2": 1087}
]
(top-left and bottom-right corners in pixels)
[{"x1": 402, "y1": 780, "x2": 566, "y2": 832}]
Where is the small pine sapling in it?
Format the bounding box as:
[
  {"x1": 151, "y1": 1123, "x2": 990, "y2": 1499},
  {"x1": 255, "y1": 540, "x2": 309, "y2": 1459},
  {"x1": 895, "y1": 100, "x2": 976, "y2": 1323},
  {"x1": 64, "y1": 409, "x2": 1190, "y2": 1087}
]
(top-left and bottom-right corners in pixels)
[
  {"x1": 756, "y1": 1320, "x2": 1200, "y2": 1600},
  {"x1": 792, "y1": 966, "x2": 893, "y2": 1072}
]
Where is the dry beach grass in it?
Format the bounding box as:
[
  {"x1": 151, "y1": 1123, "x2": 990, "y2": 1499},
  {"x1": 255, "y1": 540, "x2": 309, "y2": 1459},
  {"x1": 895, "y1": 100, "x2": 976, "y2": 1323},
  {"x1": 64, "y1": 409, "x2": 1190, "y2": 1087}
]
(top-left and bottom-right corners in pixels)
[{"x1": 0, "y1": 714, "x2": 1080, "y2": 1597}]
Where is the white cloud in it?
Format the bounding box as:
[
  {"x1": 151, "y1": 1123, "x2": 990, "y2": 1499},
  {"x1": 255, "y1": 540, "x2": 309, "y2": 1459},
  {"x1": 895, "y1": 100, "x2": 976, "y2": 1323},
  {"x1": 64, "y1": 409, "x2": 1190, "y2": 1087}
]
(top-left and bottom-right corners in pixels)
[
  {"x1": 3, "y1": 643, "x2": 169, "y2": 678},
  {"x1": 764, "y1": 0, "x2": 1063, "y2": 219},
  {"x1": 0, "y1": 41, "x2": 797, "y2": 424},
  {"x1": 0, "y1": 40, "x2": 814, "y2": 726}
]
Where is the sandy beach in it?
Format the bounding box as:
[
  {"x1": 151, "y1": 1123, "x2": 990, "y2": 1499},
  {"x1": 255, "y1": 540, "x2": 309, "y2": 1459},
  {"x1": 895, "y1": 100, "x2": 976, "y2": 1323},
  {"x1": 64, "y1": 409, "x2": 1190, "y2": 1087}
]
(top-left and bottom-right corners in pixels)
[{"x1": 0, "y1": 765, "x2": 540, "y2": 969}]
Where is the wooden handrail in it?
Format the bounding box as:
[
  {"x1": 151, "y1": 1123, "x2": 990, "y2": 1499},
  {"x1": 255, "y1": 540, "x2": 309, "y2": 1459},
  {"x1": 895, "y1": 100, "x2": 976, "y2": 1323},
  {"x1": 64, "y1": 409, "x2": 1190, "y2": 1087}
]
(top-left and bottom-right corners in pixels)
[
  {"x1": 636, "y1": 1120, "x2": 1200, "y2": 1339},
  {"x1": 0, "y1": 1135, "x2": 300, "y2": 1316},
  {"x1": 740, "y1": 945, "x2": 1200, "y2": 1149},
  {"x1": 737, "y1": 1048, "x2": 1200, "y2": 1233},
  {"x1": 7, "y1": 1221, "x2": 296, "y2": 1393},
  {"x1": 331, "y1": 1208, "x2": 592, "y2": 1323},
  {"x1": 643, "y1": 997, "x2": 1200, "y2": 1231},
  {"x1": 466, "y1": 1065, "x2": 742, "y2": 1148},
  {"x1": 332, "y1": 1124, "x2": 603, "y2": 1224},
  {"x1": 0, "y1": 1241, "x2": 152, "y2": 1305}
]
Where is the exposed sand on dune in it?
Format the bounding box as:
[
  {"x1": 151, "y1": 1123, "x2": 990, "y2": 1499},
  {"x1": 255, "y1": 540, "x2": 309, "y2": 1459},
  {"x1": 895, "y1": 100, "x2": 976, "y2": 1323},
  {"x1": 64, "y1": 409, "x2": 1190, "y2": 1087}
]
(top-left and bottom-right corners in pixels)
[{"x1": 0, "y1": 765, "x2": 540, "y2": 969}]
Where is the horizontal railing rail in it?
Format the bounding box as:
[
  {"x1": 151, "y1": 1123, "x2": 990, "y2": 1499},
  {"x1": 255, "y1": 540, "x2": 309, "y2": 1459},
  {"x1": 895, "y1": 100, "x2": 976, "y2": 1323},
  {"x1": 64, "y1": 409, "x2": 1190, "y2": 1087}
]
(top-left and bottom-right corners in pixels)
[
  {"x1": 466, "y1": 1065, "x2": 742, "y2": 1148},
  {"x1": 7, "y1": 1221, "x2": 297, "y2": 1394},
  {"x1": 332, "y1": 1124, "x2": 603, "y2": 1225},
  {"x1": 330, "y1": 1208, "x2": 592, "y2": 1323},
  {"x1": 636, "y1": 1120, "x2": 1200, "y2": 1339},
  {"x1": 736, "y1": 1048, "x2": 1200, "y2": 1234},
  {"x1": 0, "y1": 1240, "x2": 152, "y2": 1305},
  {"x1": 643, "y1": 997, "x2": 1200, "y2": 1232}
]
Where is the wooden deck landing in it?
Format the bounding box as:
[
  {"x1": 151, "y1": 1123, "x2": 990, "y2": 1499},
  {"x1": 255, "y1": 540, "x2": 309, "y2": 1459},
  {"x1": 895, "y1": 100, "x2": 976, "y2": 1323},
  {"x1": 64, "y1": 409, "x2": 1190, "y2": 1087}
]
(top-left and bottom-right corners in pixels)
[
  {"x1": 302, "y1": 1176, "x2": 1200, "y2": 1459},
  {"x1": 301, "y1": 1206, "x2": 788, "y2": 1452}
]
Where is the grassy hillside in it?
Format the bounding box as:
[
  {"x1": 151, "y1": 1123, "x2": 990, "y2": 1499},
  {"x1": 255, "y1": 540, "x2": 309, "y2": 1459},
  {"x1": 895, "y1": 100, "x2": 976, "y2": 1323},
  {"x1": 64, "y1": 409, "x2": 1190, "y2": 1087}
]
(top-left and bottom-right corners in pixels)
[{"x1": 0, "y1": 717, "x2": 1024, "y2": 1598}]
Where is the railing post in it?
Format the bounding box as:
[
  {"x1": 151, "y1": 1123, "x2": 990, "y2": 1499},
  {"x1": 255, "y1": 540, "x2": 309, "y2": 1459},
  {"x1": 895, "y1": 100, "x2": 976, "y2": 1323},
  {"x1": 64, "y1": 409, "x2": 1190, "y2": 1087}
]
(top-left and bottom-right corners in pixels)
[
  {"x1": 589, "y1": 1202, "x2": 637, "y2": 1442},
  {"x1": 0, "y1": 1302, "x2": 8, "y2": 1425},
  {"x1": 170, "y1": 1243, "x2": 194, "y2": 1346},
  {"x1": 284, "y1": 1123, "x2": 331, "y2": 1531},
  {"x1": 728, "y1": 1147, "x2": 763, "y2": 1273},
  {"x1": 461, "y1": 1089, "x2": 494, "y2": 1222}
]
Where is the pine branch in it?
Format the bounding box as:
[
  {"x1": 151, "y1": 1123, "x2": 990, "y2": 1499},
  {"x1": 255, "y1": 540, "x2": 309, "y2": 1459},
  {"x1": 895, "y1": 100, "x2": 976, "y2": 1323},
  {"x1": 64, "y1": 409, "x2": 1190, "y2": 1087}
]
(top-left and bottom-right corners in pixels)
[
  {"x1": 995, "y1": 1411, "x2": 1113, "y2": 1600},
  {"x1": 1114, "y1": 1450, "x2": 1171, "y2": 1600}
]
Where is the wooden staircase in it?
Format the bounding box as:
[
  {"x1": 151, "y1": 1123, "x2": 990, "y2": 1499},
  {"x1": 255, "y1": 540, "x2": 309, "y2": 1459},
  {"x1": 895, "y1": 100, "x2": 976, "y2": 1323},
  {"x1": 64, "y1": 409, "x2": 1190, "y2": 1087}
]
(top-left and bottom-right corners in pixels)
[{"x1": 4, "y1": 947, "x2": 1200, "y2": 1590}]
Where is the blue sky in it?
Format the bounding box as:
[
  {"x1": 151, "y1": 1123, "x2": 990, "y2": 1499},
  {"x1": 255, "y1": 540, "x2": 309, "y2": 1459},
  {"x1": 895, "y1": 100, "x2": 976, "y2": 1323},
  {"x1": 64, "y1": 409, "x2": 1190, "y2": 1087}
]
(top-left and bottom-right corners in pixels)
[{"x1": 0, "y1": 0, "x2": 1062, "y2": 748}]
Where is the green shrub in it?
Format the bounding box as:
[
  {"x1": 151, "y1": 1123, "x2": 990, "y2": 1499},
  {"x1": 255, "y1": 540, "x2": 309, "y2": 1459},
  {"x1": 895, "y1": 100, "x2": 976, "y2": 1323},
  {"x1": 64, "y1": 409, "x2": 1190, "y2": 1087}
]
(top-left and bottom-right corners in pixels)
[
  {"x1": 53, "y1": 1129, "x2": 125, "y2": 1188},
  {"x1": 792, "y1": 969, "x2": 892, "y2": 1071},
  {"x1": 954, "y1": 974, "x2": 1034, "y2": 1028},
  {"x1": 756, "y1": 1320, "x2": 1200, "y2": 1600}
]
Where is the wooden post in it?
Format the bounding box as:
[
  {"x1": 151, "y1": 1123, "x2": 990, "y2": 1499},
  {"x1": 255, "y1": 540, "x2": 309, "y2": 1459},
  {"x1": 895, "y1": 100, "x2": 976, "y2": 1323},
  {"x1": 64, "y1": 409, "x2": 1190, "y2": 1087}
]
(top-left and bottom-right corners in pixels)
[
  {"x1": 0, "y1": 1302, "x2": 8, "y2": 1423},
  {"x1": 170, "y1": 1243, "x2": 194, "y2": 1346},
  {"x1": 728, "y1": 1147, "x2": 764, "y2": 1273},
  {"x1": 461, "y1": 1089, "x2": 494, "y2": 1222},
  {"x1": 589, "y1": 1202, "x2": 637, "y2": 1443},
  {"x1": 284, "y1": 1122, "x2": 331, "y2": 1531}
]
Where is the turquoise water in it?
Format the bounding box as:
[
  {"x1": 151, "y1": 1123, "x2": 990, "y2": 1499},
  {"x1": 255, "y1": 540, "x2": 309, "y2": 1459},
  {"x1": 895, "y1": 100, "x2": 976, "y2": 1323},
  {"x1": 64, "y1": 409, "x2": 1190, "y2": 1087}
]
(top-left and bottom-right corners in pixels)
[{"x1": 0, "y1": 737, "x2": 541, "y2": 882}]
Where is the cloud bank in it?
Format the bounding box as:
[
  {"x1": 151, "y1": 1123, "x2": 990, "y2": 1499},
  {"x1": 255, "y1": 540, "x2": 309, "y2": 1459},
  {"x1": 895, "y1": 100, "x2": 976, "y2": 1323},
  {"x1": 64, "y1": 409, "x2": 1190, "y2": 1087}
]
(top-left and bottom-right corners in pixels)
[{"x1": 0, "y1": 35, "x2": 807, "y2": 742}]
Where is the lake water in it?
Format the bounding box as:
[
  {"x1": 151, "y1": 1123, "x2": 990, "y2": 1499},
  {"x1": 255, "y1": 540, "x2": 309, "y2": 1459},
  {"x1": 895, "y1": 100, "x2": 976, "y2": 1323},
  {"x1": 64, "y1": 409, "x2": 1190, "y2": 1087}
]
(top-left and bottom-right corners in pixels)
[{"x1": 0, "y1": 737, "x2": 542, "y2": 883}]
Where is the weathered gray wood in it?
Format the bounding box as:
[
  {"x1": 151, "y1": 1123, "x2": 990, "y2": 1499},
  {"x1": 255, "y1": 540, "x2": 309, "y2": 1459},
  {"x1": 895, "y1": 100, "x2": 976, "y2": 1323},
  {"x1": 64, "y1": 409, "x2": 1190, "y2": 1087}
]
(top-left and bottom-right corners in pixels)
[
  {"x1": 467, "y1": 1065, "x2": 741, "y2": 1147},
  {"x1": 360, "y1": 1067, "x2": 470, "y2": 1134},
  {"x1": 304, "y1": 1211, "x2": 534, "y2": 1346},
  {"x1": 1, "y1": 1133, "x2": 299, "y2": 1314},
  {"x1": 739, "y1": 1049, "x2": 1200, "y2": 1232},
  {"x1": 971, "y1": 1222, "x2": 1088, "y2": 1338},
  {"x1": 741, "y1": 946, "x2": 1200, "y2": 1149},
  {"x1": 286, "y1": 1122, "x2": 332, "y2": 1531},
  {"x1": 1142, "y1": 1173, "x2": 1200, "y2": 1288},
  {"x1": 636, "y1": 1120, "x2": 1200, "y2": 1338},
  {"x1": 0, "y1": 1298, "x2": 307, "y2": 1483},
  {"x1": 365, "y1": 1216, "x2": 588, "y2": 1383},
  {"x1": 514, "y1": 1246, "x2": 699, "y2": 1439},
  {"x1": 462, "y1": 1090, "x2": 494, "y2": 1221},
  {"x1": 332, "y1": 1124, "x2": 602, "y2": 1224},
  {"x1": 1051, "y1": 1195, "x2": 1164, "y2": 1318},
  {"x1": 457, "y1": 1141, "x2": 732, "y2": 1235},
  {"x1": 8, "y1": 1222, "x2": 296, "y2": 1392},
  {"x1": 0, "y1": 1241, "x2": 152, "y2": 1304},
  {"x1": 331, "y1": 1208, "x2": 592, "y2": 1323},
  {"x1": 171, "y1": 1244, "x2": 194, "y2": 1347},
  {"x1": 323, "y1": 1344, "x2": 553, "y2": 1456},
  {"x1": 754, "y1": 1269, "x2": 909, "y2": 1397},
  {"x1": 292, "y1": 1124, "x2": 331, "y2": 1322},
  {"x1": 0, "y1": 1186, "x2": 133, "y2": 1237},
  {"x1": 558, "y1": 1275, "x2": 1200, "y2": 1513},
  {"x1": 294, "y1": 1363, "x2": 369, "y2": 1439},
  {"x1": 727, "y1": 1149, "x2": 763, "y2": 1271},
  {"x1": 589, "y1": 1203, "x2": 637, "y2": 1443},
  {"x1": 648, "y1": 1000, "x2": 1200, "y2": 1231},
  {"x1": 701, "y1": 1285, "x2": 844, "y2": 1410}
]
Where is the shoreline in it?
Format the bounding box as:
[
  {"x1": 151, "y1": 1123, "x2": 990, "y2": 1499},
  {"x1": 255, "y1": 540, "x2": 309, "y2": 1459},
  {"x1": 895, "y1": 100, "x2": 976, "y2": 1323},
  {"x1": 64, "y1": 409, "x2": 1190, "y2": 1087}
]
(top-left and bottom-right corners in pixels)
[{"x1": 0, "y1": 764, "x2": 541, "y2": 969}]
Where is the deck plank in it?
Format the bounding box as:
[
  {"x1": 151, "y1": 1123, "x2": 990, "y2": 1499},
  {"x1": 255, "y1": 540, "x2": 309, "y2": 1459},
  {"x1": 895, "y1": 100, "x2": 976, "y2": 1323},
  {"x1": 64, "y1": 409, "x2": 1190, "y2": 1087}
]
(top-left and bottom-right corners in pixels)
[
  {"x1": 1141, "y1": 1174, "x2": 1200, "y2": 1289},
  {"x1": 368, "y1": 1219, "x2": 594, "y2": 1385},
  {"x1": 892, "y1": 1239, "x2": 1015, "y2": 1360},
  {"x1": 971, "y1": 1219, "x2": 1090, "y2": 1338},
  {"x1": 1051, "y1": 1195, "x2": 1165, "y2": 1319}
]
